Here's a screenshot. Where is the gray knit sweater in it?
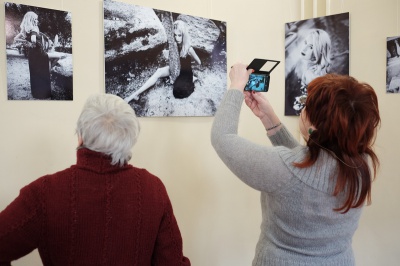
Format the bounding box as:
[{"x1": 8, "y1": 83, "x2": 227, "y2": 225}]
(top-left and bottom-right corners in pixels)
[{"x1": 211, "y1": 90, "x2": 362, "y2": 266}]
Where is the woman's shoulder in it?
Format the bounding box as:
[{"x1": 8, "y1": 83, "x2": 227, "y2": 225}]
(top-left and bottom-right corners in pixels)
[
  {"x1": 276, "y1": 145, "x2": 308, "y2": 160},
  {"x1": 187, "y1": 46, "x2": 196, "y2": 54},
  {"x1": 130, "y1": 167, "x2": 166, "y2": 187},
  {"x1": 130, "y1": 168, "x2": 171, "y2": 202},
  {"x1": 278, "y1": 146, "x2": 339, "y2": 193}
]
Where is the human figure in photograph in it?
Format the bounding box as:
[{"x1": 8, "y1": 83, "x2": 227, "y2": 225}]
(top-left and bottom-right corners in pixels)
[
  {"x1": 124, "y1": 20, "x2": 201, "y2": 102},
  {"x1": 286, "y1": 28, "x2": 332, "y2": 114},
  {"x1": 13, "y1": 11, "x2": 53, "y2": 99},
  {"x1": 5, "y1": 3, "x2": 73, "y2": 101},
  {"x1": 284, "y1": 13, "x2": 349, "y2": 116},
  {"x1": 389, "y1": 39, "x2": 400, "y2": 58},
  {"x1": 104, "y1": 2, "x2": 226, "y2": 117},
  {"x1": 386, "y1": 36, "x2": 400, "y2": 93}
]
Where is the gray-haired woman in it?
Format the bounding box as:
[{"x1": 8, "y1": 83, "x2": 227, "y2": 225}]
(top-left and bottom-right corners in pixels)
[{"x1": 0, "y1": 93, "x2": 190, "y2": 266}]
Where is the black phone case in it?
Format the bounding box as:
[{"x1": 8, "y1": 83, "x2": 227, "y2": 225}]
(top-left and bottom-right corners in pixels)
[{"x1": 247, "y1": 58, "x2": 280, "y2": 73}]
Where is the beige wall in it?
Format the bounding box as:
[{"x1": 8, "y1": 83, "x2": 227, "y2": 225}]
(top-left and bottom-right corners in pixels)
[{"x1": 0, "y1": 0, "x2": 399, "y2": 265}]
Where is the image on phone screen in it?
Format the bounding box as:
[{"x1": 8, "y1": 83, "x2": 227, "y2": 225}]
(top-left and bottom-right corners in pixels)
[{"x1": 244, "y1": 73, "x2": 269, "y2": 92}]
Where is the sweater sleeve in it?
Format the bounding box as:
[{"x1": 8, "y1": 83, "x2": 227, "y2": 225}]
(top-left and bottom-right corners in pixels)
[
  {"x1": 211, "y1": 90, "x2": 294, "y2": 193},
  {"x1": 0, "y1": 181, "x2": 42, "y2": 264},
  {"x1": 268, "y1": 124, "x2": 300, "y2": 149},
  {"x1": 151, "y1": 183, "x2": 190, "y2": 266}
]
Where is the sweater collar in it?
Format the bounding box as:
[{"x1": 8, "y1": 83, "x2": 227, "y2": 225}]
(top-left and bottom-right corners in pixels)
[
  {"x1": 278, "y1": 146, "x2": 338, "y2": 193},
  {"x1": 75, "y1": 148, "x2": 131, "y2": 174}
]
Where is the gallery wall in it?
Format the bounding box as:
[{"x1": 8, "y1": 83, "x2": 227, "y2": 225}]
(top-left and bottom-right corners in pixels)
[{"x1": 0, "y1": 0, "x2": 399, "y2": 265}]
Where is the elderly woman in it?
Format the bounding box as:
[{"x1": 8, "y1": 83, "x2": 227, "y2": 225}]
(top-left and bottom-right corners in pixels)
[{"x1": 0, "y1": 93, "x2": 190, "y2": 266}]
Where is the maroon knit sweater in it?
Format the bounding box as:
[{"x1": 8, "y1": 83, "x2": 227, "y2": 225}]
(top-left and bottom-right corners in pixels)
[{"x1": 0, "y1": 148, "x2": 190, "y2": 266}]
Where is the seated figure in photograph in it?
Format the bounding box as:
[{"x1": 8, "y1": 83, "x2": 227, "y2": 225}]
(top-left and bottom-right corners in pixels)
[
  {"x1": 212, "y1": 63, "x2": 380, "y2": 266},
  {"x1": 124, "y1": 20, "x2": 201, "y2": 102},
  {"x1": 0, "y1": 93, "x2": 190, "y2": 266}
]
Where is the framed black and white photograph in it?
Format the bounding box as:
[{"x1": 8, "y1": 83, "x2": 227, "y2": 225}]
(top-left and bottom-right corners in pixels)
[
  {"x1": 5, "y1": 2, "x2": 73, "y2": 101},
  {"x1": 104, "y1": 1, "x2": 227, "y2": 117},
  {"x1": 284, "y1": 12, "x2": 349, "y2": 115},
  {"x1": 386, "y1": 36, "x2": 400, "y2": 93}
]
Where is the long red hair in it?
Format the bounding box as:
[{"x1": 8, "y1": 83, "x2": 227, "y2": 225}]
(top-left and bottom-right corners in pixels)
[{"x1": 295, "y1": 74, "x2": 380, "y2": 213}]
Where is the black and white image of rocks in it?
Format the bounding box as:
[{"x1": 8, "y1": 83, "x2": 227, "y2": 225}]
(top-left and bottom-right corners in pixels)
[{"x1": 104, "y1": 1, "x2": 227, "y2": 117}]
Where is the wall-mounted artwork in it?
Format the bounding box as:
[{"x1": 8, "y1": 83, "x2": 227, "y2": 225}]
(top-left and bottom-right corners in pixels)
[
  {"x1": 386, "y1": 36, "x2": 400, "y2": 93},
  {"x1": 284, "y1": 12, "x2": 349, "y2": 115},
  {"x1": 4, "y1": 2, "x2": 73, "y2": 101},
  {"x1": 104, "y1": 1, "x2": 227, "y2": 117}
]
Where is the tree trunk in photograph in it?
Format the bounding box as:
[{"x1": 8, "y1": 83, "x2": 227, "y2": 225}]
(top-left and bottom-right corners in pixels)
[{"x1": 160, "y1": 11, "x2": 180, "y2": 84}]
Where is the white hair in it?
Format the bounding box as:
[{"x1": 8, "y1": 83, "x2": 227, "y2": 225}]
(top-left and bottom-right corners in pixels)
[
  {"x1": 174, "y1": 20, "x2": 191, "y2": 57},
  {"x1": 306, "y1": 29, "x2": 332, "y2": 74},
  {"x1": 20, "y1": 11, "x2": 39, "y2": 36},
  {"x1": 76, "y1": 93, "x2": 140, "y2": 166}
]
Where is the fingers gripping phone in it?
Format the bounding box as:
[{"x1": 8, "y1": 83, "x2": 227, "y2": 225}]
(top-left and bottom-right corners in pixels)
[{"x1": 244, "y1": 58, "x2": 280, "y2": 92}]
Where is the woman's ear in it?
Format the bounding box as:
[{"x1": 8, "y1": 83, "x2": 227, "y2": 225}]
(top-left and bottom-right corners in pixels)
[{"x1": 308, "y1": 125, "x2": 317, "y2": 135}]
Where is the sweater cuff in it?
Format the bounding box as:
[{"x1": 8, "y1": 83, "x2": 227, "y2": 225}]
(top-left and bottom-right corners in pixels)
[{"x1": 268, "y1": 125, "x2": 295, "y2": 146}]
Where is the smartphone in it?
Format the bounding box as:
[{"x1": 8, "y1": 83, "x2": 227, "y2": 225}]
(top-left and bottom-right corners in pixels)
[
  {"x1": 244, "y1": 58, "x2": 280, "y2": 92},
  {"x1": 244, "y1": 72, "x2": 270, "y2": 92}
]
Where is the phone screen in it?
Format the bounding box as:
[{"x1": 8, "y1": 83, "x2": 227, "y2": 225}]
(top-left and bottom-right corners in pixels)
[{"x1": 244, "y1": 73, "x2": 270, "y2": 92}]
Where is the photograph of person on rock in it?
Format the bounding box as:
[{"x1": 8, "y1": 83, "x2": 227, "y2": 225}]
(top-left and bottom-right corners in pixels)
[{"x1": 104, "y1": 1, "x2": 226, "y2": 117}]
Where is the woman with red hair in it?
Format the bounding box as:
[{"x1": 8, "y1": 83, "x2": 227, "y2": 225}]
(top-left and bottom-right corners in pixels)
[{"x1": 211, "y1": 63, "x2": 380, "y2": 266}]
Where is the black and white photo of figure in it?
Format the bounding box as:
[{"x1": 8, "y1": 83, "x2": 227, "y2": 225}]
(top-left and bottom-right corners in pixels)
[
  {"x1": 285, "y1": 13, "x2": 349, "y2": 116},
  {"x1": 104, "y1": 1, "x2": 226, "y2": 117},
  {"x1": 386, "y1": 36, "x2": 400, "y2": 93},
  {"x1": 5, "y1": 2, "x2": 73, "y2": 101}
]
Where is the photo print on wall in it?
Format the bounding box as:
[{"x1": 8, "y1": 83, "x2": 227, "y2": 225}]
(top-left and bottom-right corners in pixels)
[
  {"x1": 104, "y1": 0, "x2": 227, "y2": 117},
  {"x1": 386, "y1": 36, "x2": 400, "y2": 93},
  {"x1": 4, "y1": 2, "x2": 73, "y2": 100},
  {"x1": 284, "y1": 12, "x2": 349, "y2": 115}
]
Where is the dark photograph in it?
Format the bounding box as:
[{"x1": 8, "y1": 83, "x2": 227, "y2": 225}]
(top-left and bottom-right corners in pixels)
[
  {"x1": 386, "y1": 36, "x2": 400, "y2": 93},
  {"x1": 104, "y1": 1, "x2": 227, "y2": 117},
  {"x1": 284, "y1": 13, "x2": 349, "y2": 115},
  {"x1": 5, "y1": 2, "x2": 73, "y2": 101}
]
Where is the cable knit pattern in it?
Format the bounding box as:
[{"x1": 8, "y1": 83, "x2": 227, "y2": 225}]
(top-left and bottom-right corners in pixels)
[
  {"x1": 134, "y1": 171, "x2": 142, "y2": 265},
  {"x1": 69, "y1": 168, "x2": 78, "y2": 266},
  {"x1": 102, "y1": 175, "x2": 112, "y2": 265},
  {"x1": 39, "y1": 177, "x2": 50, "y2": 264},
  {"x1": 0, "y1": 148, "x2": 190, "y2": 266},
  {"x1": 211, "y1": 90, "x2": 363, "y2": 266}
]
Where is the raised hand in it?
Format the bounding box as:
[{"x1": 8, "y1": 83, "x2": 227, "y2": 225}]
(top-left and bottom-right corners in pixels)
[
  {"x1": 229, "y1": 63, "x2": 252, "y2": 91},
  {"x1": 244, "y1": 91, "x2": 272, "y2": 120}
]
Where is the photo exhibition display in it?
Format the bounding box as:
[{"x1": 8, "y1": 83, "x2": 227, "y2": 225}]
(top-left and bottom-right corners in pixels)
[
  {"x1": 6, "y1": 2, "x2": 383, "y2": 118},
  {"x1": 284, "y1": 13, "x2": 349, "y2": 116},
  {"x1": 4, "y1": 2, "x2": 73, "y2": 101},
  {"x1": 104, "y1": 1, "x2": 227, "y2": 117},
  {"x1": 386, "y1": 35, "x2": 400, "y2": 93}
]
